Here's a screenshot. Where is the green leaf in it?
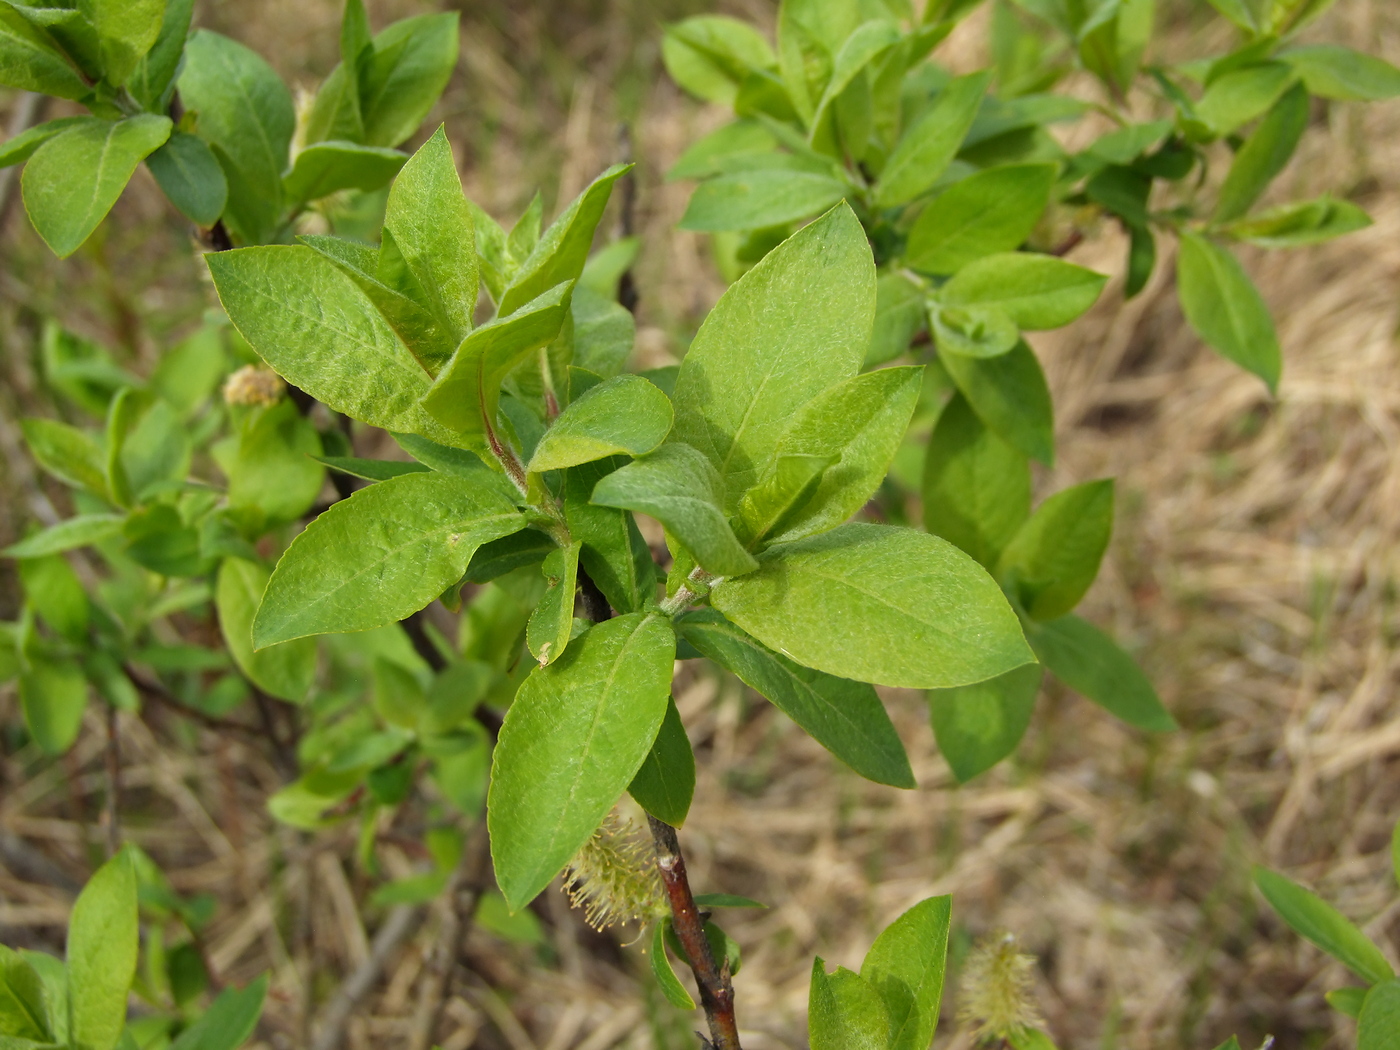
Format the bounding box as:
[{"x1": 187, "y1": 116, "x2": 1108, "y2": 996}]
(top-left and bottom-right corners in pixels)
[
  {"x1": 282, "y1": 141, "x2": 406, "y2": 203},
  {"x1": 1327, "y1": 987, "x2": 1368, "y2": 1019},
  {"x1": 860, "y1": 895, "x2": 951, "y2": 1050},
  {"x1": 146, "y1": 130, "x2": 229, "y2": 227},
  {"x1": 905, "y1": 164, "x2": 1056, "y2": 276},
  {"x1": 998, "y1": 479, "x2": 1114, "y2": 621},
  {"x1": 166, "y1": 976, "x2": 267, "y2": 1050},
  {"x1": 302, "y1": 0, "x2": 368, "y2": 146},
  {"x1": 21, "y1": 115, "x2": 172, "y2": 258},
  {"x1": 67, "y1": 848, "x2": 138, "y2": 1050},
  {"x1": 526, "y1": 542, "x2": 580, "y2": 667},
  {"x1": 499, "y1": 165, "x2": 629, "y2": 317},
  {"x1": 673, "y1": 203, "x2": 875, "y2": 508},
  {"x1": 206, "y1": 246, "x2": 460, "y2": 446},
  {"x1": 712, "y1": 523, "x2": 1033, "y2": 689},
  {"x1": 628, "y1": 696, "x2": 695, "y2": 826},
  {"x1": 1281, "y1": 45, "x2": 1400, "y2": 101},
  {"x1": 20, "y1": 417, "x2": 107, "y2": 495},
  {"x1": 1223, "y1": 196, "x2": 1371, "y2": 248},
  {"x1": 19, "y1": 657, "x2": 88, "y2": 755},
  {"x1": 0, "y1": 117, "x2": 93, "y2": 169},
  {"x1": 253, "y1": 472, "x2": 524, "y2": 647},
  {"x1": 528, "y1": 375, "x2": 674, "y2": 474},
  {"x1": 488, "y1": 613, "x2": 675, "y2": 911},
  {"x1": 922, "y1": 393, "x2": 1029, "y2": 570},
  {"x1": 420, "y1": 282, "x2": 573, "y2": 444},
  {"x1": 669, "y1": 120, "x2": 778, "y2": 180},
  {"x1": 16, "y1": 950, "x2": 66, "y2": 1045},
  {"x1": 1176, "y1": 231, "x2": 1280, "y2": 392},
  {"x1": 127, "y1": 0, "x2": 193, "y2": 110},
  {"x1": 941, "y1": 253, "x2": 1107, "y2": 330},
  {"x1": 1195, "y1": 62, "x2": 1295, "y2": 138},
  {"x1": 809, "y1": 961, "x2": 891, "y2": 1050},
  {"x1": 564, "y1": 458, "x2": 656, "y2": 614},
  {"x1": 591, "y1": 443, "x2": 757, "y2": 577},
  {"x1": 4, "y1": 516, "x2": 124, "y2": 560},
  {"x1": 649, "y1": 922, "x2": 697, "y2": 1009},
  {"x1": 1359, "y1": 981, "x2": 1400, "y2": 1050},
  {"x1": 379, "y1": 127, "x2": 477, "y2": 361},
  {"x1": 751, "y1": 366, "x2": 923, "y2": 545},
  {"x1": 20, "y1": 555, "x2": 87, "y2": 641},
  {"x1": 662, "y1": 15, "x2": 775, "y2": 105},
  {"x1": 85, "y1": 0, "x2": 164, "y2": 86},
  {"x1": 0, "y1": 946, "x2": 50, "y2": 1043},
  {"x1": 0, "y1": 7, "x2": 89, "y2": 99},
  {"x1": 940, "y1": 339, "x2": 1055, "y2": 466},
  {"x1": 178, "y1": 31, "x2": 294, "y2": 245},
  {"x1": 1253, "y1": 867, "x2": 1394, "y2": 985},
  {"x1": 678, "y1": 609, "x2": 914, "y2": 788},
  {"x1": 216, "y1": 558, "x2": 317, "y2": 703},
  {"x1": 875, "y1": 71, "x2": 990, "y2": 206},
  {"x1": 679, "y1": 170, "x2": 849, "y2": 233},
  {"x1": 1025, "y1": 614, "x2": 1176, "y2": 731},
  {"x1": 356, "y1": 13, "x2": 459, "y2": 148},
  {"x1": 930, "y1": 663, "x2": 1042, "y2": 782},
  {"x1": 1214, "y1": 81, "x2": 1308, "y2": 224},
  {"x1": 929, "y1": 302, "x2": 1019, "y2": 359},
  {"x1": 866, "y1": 273, "x2": 925, "y2": 367},
  {"x1": 315, "y1": 456, "x2": 429, "y2": 483},
  {"x1": 221, "y1": 399, "x2": 323, "y2": 526}
]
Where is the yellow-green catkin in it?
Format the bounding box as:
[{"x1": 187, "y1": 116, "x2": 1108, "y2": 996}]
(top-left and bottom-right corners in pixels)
[
  {"x1": 561, "y1": 812, "x2": 668, "y2": 931},
  {"x1": 958, "y1": 931, "x2": 1043, "y2": 1043}
]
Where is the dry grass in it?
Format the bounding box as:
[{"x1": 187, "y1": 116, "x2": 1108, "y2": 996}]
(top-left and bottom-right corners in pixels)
[{"x1": 2, "y1": 1, "x2": 1400, "y2": 1049}]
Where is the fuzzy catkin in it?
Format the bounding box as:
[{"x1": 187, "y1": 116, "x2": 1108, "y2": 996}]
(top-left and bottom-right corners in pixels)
[
  {"x1": 958, "y1": 931, "x2": 1043, "y2": 1042},
  {"x1": 561, "y1": 812, "x2": 667, "y2": 930}
]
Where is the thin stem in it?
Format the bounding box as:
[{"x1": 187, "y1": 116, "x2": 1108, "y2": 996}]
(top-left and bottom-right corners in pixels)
[
  {"x1": 659, "y1": 566, "x2": 718, "y2": 617},
  {"x1": 647, "y1": 816, "x2": 741, "y2": 1050},
  {"x1": 103, "y1": 705, "x2": 120, "y2": 857}
]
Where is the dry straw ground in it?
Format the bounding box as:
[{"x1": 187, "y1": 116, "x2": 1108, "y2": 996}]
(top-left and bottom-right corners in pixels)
[{"x1": 1, "y1": 1, "x2": 1398, "y2": 1049}]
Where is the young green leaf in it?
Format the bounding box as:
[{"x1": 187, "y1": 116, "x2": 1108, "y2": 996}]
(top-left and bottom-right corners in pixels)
[
  {"x1": 85, "y1": 0, "x2": 164, "y2": 86},
  {"x1": 0, "y1": 7, "x2": 90, "y2": 99},
  {"x1": 206, "y1": 246, "x2": 461, "y2": 446},
  {"x1": 336, "y1": 12, "x2": 458, "y2": 148},
  {"x1": 20, "y1": 417, "x2": 108, "y2": 496},
  {"x1": 0, "y1": 117, "x2": 95, "y2": 169},
  {"x1": 941, "y1": 253, "x2": 1107, "y2": 330},
  {"x1": 1214, "y1": 82, "x2": 1308, "y2": 224},
  {"x1": 127, "y1": 0, "x2": 194, "y2": 110},
  {"x1": 923, "y1": 393, "x2": 1030, "y2": 570},
  {"x1": 591, "y1": 442, "x2": 757, "y2": 577},
  {"x1": 1223, "y1": 196, "x2": 1371, "y2": 248},
  {"x1": 940, "y1": 339, "x2": 1055, "y2": 466},
  {"x1": 488, "y1": 613, "x2": 675, "y2": 911},
  {"x1": 22, "y1": 115, "x2": 172, "y2": 258},
  {"x1": 628, "y1": 696, "x2": 696, "y2": 826},
  {"x1": 526, "y1": 542, "x2": 580, "y2": 667},
  {"x1": 680, "y1": 169, "x2": 850, "y2": 232},
  {"x1": 905, "y1": 164, "x2": 1056, "y2": 275},
  {"x1": 678, "y1": 609, "x2": 914, "y2": 789},
  {"x1": 662, "y1": 15, "x2": 775, "y2": 106},
  {"x1": 998, "y1": 480, "x2": 1114, "y2": 621},
  {"x1": 19, "y1": 657, "x2": 88, "y2": 755},
  {"x1": 178, "y1": 31, "x2": 295, "y2": 245},
  {"x1": 221, "y1": 400, "x2": 324, "y2": 526},
  {"x1": 1176, "y1": 231, "x2": 1281, "y2": 392},
  {"x1": 860, "y1": 895, "x2": 952, "y2": 1050},
  {"x1": 1025, "y1": 615, "x2": 1176, "y2": 731},
  {"x1": 0, "y1": 945, "x2": 50, "y2": 1042},
  {"x1": 649, "y1": 922, "x2": 697, "y2": 1009},
  {"x1": 929, "y1": 302, "x2": 1019, "y2": 359},
  {"x1": 146, "y1": 130, "x2": 229, "y2": 227},
  {"x1": 380, "y1": 127, "x2": 477, "y2": 359},
  {"x1": 419, "y1": 282, "x2": 573, "y2": 442},
  {"x1": 809, "y1": 961, "x2": 892, "y2": 1050},
  {"x1": 756, "y1": 366, "x2": 923, "y2": 544},
  {"x1": 929, "y1": 663, "x2": 1042, "y2": 782},
  {"x1": 672, "y1": 203, "x2": 875, "y2": 508},
  {"x1": 3, "y1": 514, "x2": 125, "y2": 558},
  {"x1": 1195, "y1": 62, "x2": 1296, "y2": 138},
  {"x1": 1253, "y1": 867, "x2": 1395, "y2": 985},
  {"x1": 166, "y1": 975, "x2": 268, "y2": 1050},
  {"x1": 1359, "y1": 980, "x2": 1400, "y2": 1050},
  {"x1": 253, "y1": 472, "x2": 524, "y2": 647},
  {"x1": 711, "y1": 523, "x2": 1033, "y2": 689},
  {"x1": 1281, "y1": 45, "x2": 1400, "y2": 101},
  {"x1": 498, "y1": 165, "x2": 630, "y2": 316},
  {"x1": 282, "y1": 142, "x2": 407, "y2": 203},
  {"x1": 528, "y1": 375, "x2": 674, "y2": 474},
  {"x1": 875, "y1": 70, "x2": 990, "y2": 206},
  {"x1": 216, "y1": 558, "x2": 317, "y2": 703},
  {"x1": 67, "y1": 848, "x2": 138, "y2": 1050}
]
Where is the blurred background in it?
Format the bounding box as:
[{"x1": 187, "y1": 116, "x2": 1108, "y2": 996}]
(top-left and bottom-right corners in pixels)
[{"x1": 1, "y1": 1, "x2": 1399, "y2": 1048}]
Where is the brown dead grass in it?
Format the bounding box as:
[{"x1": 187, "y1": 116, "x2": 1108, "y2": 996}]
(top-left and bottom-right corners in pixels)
[{"x1": 3, "y1": 1, "x2": 1400, "y2": 1049}]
